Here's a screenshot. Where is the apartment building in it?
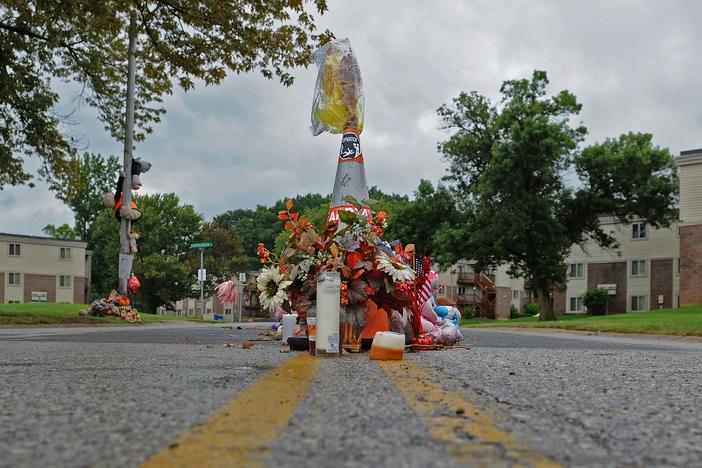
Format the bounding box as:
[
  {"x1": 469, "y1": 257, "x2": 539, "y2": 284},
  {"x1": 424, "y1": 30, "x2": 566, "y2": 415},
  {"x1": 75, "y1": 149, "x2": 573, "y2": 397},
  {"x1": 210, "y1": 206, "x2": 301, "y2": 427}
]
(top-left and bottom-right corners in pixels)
[
  {"x1": 438, "y1": 148, "x2": 702, "y2": 319},
  {"x1": 0, "y1": 233, "x2": 91, "y2": 304}
]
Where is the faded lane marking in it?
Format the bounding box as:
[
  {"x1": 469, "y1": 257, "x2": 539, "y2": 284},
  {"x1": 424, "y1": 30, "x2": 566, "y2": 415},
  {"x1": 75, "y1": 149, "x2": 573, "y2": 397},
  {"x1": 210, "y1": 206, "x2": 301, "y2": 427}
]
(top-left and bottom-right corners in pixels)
[
  {"x1": 379, "y1": 360, "x2": 560, "y2": 468},
  {"x1": 142, "y1": 353, "x2": 319, "y2": 468}
]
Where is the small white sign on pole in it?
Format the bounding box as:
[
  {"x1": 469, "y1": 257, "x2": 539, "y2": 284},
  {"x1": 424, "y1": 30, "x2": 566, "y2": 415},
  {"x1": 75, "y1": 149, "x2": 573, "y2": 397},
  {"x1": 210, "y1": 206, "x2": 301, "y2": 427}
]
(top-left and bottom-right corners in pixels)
[
  {"x1": 31, "y1": 291, "x2": 48, "y2": 303},
  {"x1": 198, "y1": 269, "x2": 206, "y2": 282},
  {"x1": 658, "y1": 294, "x2": 664, "y2": 305},
  {"x1": 597, "y1": 284, "x2": 617, "y2": 296},
  {"x1": 239, "y1": 272, "x2": 247, "y2": 283}
]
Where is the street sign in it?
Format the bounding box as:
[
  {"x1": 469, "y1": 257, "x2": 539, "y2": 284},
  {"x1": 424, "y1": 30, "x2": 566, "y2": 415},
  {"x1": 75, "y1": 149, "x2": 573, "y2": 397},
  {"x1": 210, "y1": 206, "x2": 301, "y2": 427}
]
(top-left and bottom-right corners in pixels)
[
  {"x1": 239, "y1": 272, "x2": 247, "y2": 283},
  {"x1": 198, "y1": 269, "x2": 207, "y2": 281},
  {"x1": 190, "y1": 242, "x2": 214, "y2": 249},
  {"x1": 597, "y1": 284, "x2": 617, "y2": 295}
]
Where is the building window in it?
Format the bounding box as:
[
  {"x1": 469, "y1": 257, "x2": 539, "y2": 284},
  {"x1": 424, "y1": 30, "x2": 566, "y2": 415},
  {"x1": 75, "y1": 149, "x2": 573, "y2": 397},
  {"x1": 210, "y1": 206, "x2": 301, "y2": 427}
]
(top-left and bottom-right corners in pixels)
[
  {"x1": 568, "y1": 263, "x2": 584, "y2": 279},
  {"x1": 8, "y1": 300, "x2": 20, "y2": 304},
  {"x1": 631, "y1": 260, "x2": 647, "y2": 277},
  {"x1": 631, "y1": 222, "x2": 647, "y2": 239},
  {"x1": 631, "y1": 295, "x2": 647, "y2": 312},
  {"x1": 59, "y1": 275, "x2": 72, "y2": 288},
  {"x1": 512, "y1": 290, "x2": 519, "y2": 300},
  {"x1": 189, "y1": 308, "x2": 194, "y2": 317},
  {"x1": 8, "y1": 243, "x2": 21, "y2": 256},
  {"x1": 59, "y1": 247, "x2": 72, "y2": 260},
  {"x1": 207, "y1": 308, "x2": 211, "y2": 314},
  {"x1": 225, "y1": 308, "x2": 232, "y2": 315},
  {"x1": 569, "y1": 296, "x2": 583, "y2": 313},
  {"x1": 8, "y1": 272, "x2": 21, "y2": 286},
  {"x1": 676, "y1": 257, "x2": 680, "y2": 276},
  {"x1": 458, "y1": 286, "x2": 466, "y2": 295}
]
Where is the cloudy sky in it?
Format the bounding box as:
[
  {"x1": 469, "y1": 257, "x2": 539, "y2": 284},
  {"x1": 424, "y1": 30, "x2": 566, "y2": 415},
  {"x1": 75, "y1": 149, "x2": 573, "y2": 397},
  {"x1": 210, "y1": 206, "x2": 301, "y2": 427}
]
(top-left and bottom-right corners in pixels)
[{"x1": 3, "y1": 0, "x2": 702, "y2": 235}]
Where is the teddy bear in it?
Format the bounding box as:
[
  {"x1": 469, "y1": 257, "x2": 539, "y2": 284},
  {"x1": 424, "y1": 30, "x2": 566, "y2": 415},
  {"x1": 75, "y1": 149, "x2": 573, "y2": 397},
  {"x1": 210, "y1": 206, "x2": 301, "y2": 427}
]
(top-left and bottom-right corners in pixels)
[
  {"x1": 128, "y1": 231, "x2": 139, "y2": 254},
  {"x1": 102, "y1": 157, "x2": 151, "y2": 222}
]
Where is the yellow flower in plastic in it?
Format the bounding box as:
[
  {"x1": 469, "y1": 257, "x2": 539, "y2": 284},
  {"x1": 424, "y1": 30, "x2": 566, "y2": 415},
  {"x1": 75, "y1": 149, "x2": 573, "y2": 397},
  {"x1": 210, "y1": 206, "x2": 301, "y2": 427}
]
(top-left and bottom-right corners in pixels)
[
  {"x1": 257, "y1": 267, "x2": 292, "y2": 311},
  {"x1": 376, "y1": 252, "x2": 415, "y2": 283}
]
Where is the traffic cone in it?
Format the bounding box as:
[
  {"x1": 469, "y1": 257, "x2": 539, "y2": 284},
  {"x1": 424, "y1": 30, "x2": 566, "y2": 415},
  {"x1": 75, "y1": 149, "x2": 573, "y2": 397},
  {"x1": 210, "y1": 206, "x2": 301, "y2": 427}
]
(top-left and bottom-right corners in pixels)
[{"x1": 327, "y1": 129, "x2": 372, "y2": 223}]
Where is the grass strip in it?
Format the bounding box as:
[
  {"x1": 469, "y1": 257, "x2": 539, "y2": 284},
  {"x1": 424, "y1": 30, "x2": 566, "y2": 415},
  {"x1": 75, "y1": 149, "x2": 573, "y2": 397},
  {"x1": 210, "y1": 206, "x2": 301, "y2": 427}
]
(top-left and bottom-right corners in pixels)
[{"x1": 461, "y1": 306, "x2": 702, "y2": 336}]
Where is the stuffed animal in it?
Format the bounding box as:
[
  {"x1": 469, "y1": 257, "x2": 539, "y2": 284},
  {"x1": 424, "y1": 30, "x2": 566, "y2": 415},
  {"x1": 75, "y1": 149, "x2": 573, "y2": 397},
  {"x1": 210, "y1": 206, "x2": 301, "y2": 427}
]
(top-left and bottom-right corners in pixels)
[
  {"x1": 102, "y1": 158, "x2": 151, "y2": 222},
  {"x1": 128, "y1": 231, "x2": 139, "y2": 254},
  {"x1": 433, "y1": 305, "x2": 462, "y2": 325}
]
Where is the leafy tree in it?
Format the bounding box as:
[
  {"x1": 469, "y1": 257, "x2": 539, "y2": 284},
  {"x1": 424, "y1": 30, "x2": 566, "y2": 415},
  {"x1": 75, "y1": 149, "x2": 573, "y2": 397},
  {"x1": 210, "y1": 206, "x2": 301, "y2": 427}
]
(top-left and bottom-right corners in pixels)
[
  {"x1": 383, "y1": 179, "x2": 461, "y2": 258},
  {"x1": 436, "y1": 71, "x2": 677, "y2": 321},
  {"x1": 213, "y1": 205, "x2": 280, "y2": 270},
  {"x1": 43, "y1": 152, "x2": 120, "y2": 242},
  {"x1": 0, "y1": 1, "x2": 333, "y2": 197},
  {"x1": 368, "y1": 185, "x2": 410, "y2": 221},
  {"x1": 42, "y1": 223, "x2": 78, "y2": 240},
  {"x1": 189, "y1": 222, "x2": 248, "y2": 294},
  {"x1": 215, "y1": 193, "x2": 329, "y2": 268},
  {"x1": 130, "y1": 193, "x2": 203, "y2": 312},
  {"x1": 90, "y1": 192, "x2": 203, "y2": 310},
  {"x1": 88, "y1": 210, "x2": 120, "y2": 299}
]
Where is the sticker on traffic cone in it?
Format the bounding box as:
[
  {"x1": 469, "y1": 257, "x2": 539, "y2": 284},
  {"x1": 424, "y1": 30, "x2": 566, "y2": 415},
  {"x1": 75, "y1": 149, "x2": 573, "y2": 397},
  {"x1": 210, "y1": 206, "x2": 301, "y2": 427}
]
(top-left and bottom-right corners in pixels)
[{"x1": 328, "y1": 129, "x2": 371, "y2": 223}]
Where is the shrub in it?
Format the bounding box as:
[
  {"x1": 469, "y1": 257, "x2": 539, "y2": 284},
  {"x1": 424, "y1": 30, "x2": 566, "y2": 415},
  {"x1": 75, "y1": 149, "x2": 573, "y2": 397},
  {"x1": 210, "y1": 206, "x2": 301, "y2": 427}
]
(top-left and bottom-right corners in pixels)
[
  {"x1": 462, "y1": 305, "x2": 475, "y2": 319},
  {"x1": 510, "y1": 304, "x2": 520, "y2": 319},
  {"x1": 524, "y1": 303, "x2": 540, "y2": 316},
  {"x1": 582, "y1": 288, "x2": 609, "y2": 315}
]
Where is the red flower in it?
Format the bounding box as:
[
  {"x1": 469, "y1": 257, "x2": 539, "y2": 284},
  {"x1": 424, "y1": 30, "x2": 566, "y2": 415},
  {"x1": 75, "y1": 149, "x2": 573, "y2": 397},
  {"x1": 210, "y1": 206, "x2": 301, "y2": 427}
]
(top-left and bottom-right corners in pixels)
[
  {"x1": 376, "y1": 211, "x2": 387, "y2": 223},
  {"x1": 346, "y1": 251, "x2": 362, "y2": 268}
]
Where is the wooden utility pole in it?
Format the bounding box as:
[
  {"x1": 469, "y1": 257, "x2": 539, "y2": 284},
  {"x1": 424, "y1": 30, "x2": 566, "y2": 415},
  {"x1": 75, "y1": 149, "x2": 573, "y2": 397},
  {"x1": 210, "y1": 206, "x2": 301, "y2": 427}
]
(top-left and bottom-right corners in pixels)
[{"x1": 118, "y1": 11, "x2": 137, "y2": 295}]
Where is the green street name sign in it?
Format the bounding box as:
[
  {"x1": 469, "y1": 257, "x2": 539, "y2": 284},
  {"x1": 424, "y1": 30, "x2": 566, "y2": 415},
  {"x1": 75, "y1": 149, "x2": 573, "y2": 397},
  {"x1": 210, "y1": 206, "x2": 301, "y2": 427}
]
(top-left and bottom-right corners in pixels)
[{"x1": 190, "y1": 242, "x2": 214, "y2": 249}]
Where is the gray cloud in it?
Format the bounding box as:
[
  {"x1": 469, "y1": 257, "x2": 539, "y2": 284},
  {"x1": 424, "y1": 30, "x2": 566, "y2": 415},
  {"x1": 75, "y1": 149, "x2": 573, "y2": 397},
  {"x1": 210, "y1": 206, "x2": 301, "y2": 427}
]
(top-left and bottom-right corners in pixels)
[{"x1": 3, "y1": 0, "x2": 701, "y2": 234}]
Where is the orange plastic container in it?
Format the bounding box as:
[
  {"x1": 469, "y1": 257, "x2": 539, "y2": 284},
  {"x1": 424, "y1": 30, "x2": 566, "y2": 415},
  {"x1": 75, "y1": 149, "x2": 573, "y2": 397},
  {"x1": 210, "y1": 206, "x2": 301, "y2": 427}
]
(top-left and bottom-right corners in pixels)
[{"x1": 369, "y1": 331, "x2": 405, "y2": 361}]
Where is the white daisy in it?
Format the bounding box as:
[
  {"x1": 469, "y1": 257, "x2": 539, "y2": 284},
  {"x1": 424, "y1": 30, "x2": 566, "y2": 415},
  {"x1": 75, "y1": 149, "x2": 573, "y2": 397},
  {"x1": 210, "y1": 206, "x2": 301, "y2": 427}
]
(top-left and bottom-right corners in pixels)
[
  {"x1": 257, "y1": 267, "x2": 292, "y2": 311},
  {"x1": 376, "y1": 252, "x2": 415, "y2": 283}
]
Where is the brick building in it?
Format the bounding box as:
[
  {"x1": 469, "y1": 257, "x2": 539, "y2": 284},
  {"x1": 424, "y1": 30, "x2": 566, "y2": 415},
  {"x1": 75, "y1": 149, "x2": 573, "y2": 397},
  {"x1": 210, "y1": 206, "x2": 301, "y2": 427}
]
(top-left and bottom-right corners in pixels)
[
  {"x1": 437, "y1": 148, "x2": 702, "y2": 319},
  {"x1": 0, "y1": 233, "x2": 91, "y2": 304}
]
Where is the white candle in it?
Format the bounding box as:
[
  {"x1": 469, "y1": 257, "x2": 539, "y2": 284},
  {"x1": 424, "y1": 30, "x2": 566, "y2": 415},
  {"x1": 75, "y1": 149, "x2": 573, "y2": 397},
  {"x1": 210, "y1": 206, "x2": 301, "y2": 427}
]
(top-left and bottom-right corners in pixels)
[{"x1": 316, "y1": 271, "x2": 340, "y2": 356}]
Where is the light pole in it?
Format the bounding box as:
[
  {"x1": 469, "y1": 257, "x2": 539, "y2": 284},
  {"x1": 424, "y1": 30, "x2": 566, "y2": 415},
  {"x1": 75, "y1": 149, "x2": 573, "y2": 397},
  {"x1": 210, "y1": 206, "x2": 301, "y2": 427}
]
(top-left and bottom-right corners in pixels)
[
  {"x1": 238, "y1": 272, "x2": 246, "y2": 323},
  {"x1": 117, "y1": 11, "x2": 137, "y2": 295},
  {"x1": 190, "y1": 242, "x2": 213, "y2": 319}
]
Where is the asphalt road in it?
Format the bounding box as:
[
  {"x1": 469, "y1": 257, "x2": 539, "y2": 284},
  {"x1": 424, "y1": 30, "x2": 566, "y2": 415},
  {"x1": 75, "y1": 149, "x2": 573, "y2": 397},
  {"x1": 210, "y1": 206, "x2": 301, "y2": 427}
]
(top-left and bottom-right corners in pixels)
[{"x1": 1, "y1": 323, "x2": 700, "y2": 467}]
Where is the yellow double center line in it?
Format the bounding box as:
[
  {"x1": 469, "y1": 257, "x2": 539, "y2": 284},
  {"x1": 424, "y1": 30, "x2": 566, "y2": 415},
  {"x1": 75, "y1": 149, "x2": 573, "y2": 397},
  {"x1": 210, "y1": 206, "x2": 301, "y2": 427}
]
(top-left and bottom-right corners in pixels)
[
  {"x1": 143, "y1": 354, "x2": 319, "y2": 468},
  {"x1": 144, "y1": 354, "x2": 558, "y2": 467},
  {"x1": 379, "y1": 360, "x2": 560, "y2": 467}
]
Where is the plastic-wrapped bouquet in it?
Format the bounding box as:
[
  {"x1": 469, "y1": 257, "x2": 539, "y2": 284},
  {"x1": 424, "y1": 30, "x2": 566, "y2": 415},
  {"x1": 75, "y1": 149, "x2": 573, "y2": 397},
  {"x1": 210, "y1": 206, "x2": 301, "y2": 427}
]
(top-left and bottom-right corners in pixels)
[{"x1": 310, "y1": 38, "x2": 364, "y2": 136}]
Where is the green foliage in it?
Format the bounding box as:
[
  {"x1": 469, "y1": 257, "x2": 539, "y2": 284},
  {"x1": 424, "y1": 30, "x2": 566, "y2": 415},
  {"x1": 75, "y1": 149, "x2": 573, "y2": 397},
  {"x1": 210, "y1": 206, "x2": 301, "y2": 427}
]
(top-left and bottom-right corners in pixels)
[
  {"x1": 42, "y1": 223, "x2": 78, "y2": 240},
  {"x1": 582, "y1": 288, "x2": 609, "y2": 315},
  {"x1": 524, "y1": 303, "x2": 540, "y2": 316},
  {"x1": 462, "y1": 307, "x2": 702, "y2": 337},
  {"x1": 436, "y1": 70, "x2": 678, "y2": 321},
  {"x1": 89, "y1": 192, "x2": 204, "y2": 310},
  {"x1": 88, "y1": 210, "x2": 120, "y2": 299},
  {"x1": 130, "y1": 193, "x2": 204, "y2": 312},
  {"x1": 214, "y1": 205, "x2": 284, "y2": 270},
  {"x1": 45, "y1": 153, "x2": 119, "y2": 242},
  {"x1": 0, "y1": 1, "x2": 333, "y2": 197},
  {"x1": 383, "y1": 179, "x2": 462, "y2": 262},
  {"x1": 574, "y1": 132, "x2": 679, "y2": 230},
  {"x1": 190, "y1": 222, "x2": 248, "y2": 294},
  {"x1": 510, "y1": 304, "x2": 519, "y2": 318},
  {"x1": 461, "y1": 304, "x2": 476, "y2": 319}
]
